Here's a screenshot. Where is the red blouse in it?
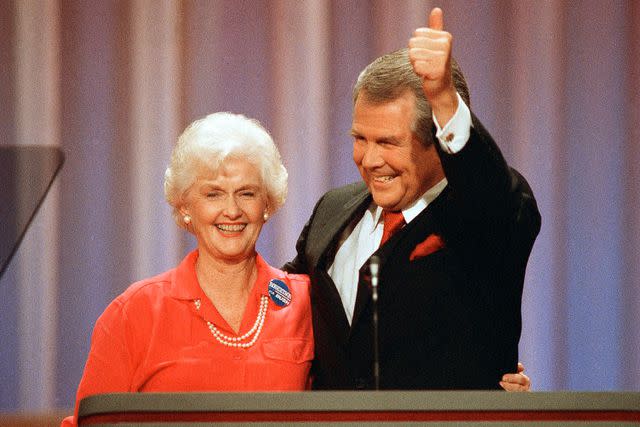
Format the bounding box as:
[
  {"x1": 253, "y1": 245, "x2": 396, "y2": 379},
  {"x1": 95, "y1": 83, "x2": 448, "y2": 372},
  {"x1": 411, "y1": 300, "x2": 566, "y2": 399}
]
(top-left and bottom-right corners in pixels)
[{"x1": 63, "y1": 251, "x2": 313, "y2": 426}]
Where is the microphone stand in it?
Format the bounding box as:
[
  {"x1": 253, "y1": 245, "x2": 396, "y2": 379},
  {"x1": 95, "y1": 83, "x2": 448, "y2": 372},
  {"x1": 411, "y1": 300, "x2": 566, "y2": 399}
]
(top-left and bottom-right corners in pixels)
[{"x1": 369, "y1": 255, "x2": 381, "y2": 390}]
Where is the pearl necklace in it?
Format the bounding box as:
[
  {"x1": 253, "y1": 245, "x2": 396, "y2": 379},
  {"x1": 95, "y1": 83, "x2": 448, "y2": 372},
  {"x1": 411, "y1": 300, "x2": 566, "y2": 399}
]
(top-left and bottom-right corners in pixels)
[{"x1": 194, "y1": 295, "x2": 268, "y2": 348}]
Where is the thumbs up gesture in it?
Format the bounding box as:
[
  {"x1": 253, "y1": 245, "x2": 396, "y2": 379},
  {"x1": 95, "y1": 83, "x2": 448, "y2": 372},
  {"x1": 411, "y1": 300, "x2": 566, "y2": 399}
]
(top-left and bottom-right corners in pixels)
[{"x1": 409, "y1": 8, "x2": 458, "y2": 125}]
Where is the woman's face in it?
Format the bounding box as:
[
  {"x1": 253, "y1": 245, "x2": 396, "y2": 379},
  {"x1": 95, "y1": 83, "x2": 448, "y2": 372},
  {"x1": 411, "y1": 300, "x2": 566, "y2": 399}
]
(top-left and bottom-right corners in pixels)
[{"x1": 181, "y1": 157, "x2": 268, "y2": 263}]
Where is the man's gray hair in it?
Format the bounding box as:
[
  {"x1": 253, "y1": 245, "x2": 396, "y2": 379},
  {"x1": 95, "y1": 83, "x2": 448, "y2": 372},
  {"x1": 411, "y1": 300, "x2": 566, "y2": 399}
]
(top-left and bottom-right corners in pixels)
[{"x1": 353, "y1": 48, "x2": 470, "y2": 147}]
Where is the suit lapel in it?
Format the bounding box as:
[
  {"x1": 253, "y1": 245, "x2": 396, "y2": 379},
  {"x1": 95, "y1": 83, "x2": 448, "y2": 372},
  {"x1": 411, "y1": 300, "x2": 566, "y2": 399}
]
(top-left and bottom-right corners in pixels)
[
  {"x1": 312, "y1": 186, "x2": 372, "y2": 271},
  {"x1": 310, "y1": 185, "x2": 372, "y2": 341}
]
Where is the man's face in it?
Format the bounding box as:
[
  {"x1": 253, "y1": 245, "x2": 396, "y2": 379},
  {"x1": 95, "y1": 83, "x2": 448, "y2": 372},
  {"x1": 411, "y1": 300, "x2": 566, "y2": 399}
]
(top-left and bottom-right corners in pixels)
[{"x1": 351, "y1": 91, "x2": 444, "y2": 211}]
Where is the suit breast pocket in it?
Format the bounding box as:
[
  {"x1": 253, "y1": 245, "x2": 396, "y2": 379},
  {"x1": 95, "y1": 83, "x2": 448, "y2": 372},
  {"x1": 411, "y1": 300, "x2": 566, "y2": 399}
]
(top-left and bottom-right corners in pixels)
[
  {"x1": 399, "y1": 249, "x2": 460, "y2": 304},
  {"x1": 407, "y1": 248, "x2": 448, "y2": 270}
]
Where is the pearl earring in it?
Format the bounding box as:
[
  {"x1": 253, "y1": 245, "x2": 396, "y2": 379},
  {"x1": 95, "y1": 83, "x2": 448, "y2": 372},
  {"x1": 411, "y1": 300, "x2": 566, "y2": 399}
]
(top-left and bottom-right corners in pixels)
[
  {"x1": 183, "y1": 215, "x2": 191, "y2": 224},
  {"x1": 263, "y1": 212, "x2": 269, "y2": 221}
]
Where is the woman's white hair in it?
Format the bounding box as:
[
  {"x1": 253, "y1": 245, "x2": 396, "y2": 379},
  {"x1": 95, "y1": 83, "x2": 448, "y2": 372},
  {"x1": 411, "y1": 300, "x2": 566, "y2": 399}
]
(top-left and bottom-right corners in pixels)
[{"x1": 164, "y1": 112, "x2": 288, "y2": 229}]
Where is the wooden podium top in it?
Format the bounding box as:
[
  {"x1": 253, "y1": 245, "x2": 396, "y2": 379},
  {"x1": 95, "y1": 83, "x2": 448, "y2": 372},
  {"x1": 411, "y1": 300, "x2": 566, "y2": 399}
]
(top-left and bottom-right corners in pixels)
[{"x1": 78, "y1": 391, "x2": 640, "y2": 425}]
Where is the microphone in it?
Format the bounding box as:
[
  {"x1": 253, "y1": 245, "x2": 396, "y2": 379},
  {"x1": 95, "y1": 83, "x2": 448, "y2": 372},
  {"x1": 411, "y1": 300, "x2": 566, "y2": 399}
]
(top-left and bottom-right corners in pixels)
[
  {"x1": 369, "y1": 255, "x2": 380, "y2": 296},
  {"x1": 369, "y1": 255, "x2": 381, "y2": 390}
]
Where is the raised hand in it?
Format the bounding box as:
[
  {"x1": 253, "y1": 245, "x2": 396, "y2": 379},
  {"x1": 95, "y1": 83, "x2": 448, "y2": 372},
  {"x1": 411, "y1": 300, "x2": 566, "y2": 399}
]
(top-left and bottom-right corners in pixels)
[{"x1": 408, "y1": 8, "x2": 458, "y2": 125}]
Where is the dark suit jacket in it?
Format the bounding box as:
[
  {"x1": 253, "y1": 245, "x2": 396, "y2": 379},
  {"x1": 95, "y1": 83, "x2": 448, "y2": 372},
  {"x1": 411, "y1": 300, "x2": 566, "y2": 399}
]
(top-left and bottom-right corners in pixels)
[{"x1": 284, "y1": 114, "x2": 541, "y2": 390}]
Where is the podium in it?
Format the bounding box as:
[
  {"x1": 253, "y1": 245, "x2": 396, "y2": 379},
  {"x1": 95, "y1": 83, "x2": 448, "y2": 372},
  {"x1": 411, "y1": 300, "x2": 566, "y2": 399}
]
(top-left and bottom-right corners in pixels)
[{"x1": 78, "y1": 391, "x2": 640, "y2": 425}]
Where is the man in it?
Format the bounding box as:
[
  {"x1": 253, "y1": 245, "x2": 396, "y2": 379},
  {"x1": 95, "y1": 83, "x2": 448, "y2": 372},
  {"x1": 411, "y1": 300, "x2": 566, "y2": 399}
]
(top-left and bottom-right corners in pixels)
[{"x1": 284, "y1": 8, "x2": 540, "y2": 390}]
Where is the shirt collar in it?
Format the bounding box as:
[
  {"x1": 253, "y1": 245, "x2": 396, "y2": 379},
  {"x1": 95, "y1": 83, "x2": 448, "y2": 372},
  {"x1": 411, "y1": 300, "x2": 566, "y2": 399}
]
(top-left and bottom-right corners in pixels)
[
  {"x1": 168, "y1": 250, "x2": 201, "y2": 300},
  {"x1": 168, "y1": 250, "x2": 285, "y2": 300},
  {"x1": 372, "y1": 177, "x2": 448, "y2": 227}
]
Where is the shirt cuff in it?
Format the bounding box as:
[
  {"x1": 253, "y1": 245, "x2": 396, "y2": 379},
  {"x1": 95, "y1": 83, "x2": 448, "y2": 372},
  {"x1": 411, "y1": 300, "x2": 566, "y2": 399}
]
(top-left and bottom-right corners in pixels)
[{"x1": 434, "y1": 92, "x2": 472, "y2": 154}]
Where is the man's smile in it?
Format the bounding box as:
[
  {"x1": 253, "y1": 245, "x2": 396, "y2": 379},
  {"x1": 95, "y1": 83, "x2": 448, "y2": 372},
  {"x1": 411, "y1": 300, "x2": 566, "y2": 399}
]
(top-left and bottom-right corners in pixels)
[{"x1": 372, "y1": 175, "x2": 396, "y2": 183}]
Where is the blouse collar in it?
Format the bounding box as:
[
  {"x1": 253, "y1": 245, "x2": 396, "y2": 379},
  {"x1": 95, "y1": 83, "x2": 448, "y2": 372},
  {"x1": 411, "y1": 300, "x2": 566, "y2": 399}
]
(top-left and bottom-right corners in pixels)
[{"x1": 167, "y1": 250, "x2": 286, "y2": 301}]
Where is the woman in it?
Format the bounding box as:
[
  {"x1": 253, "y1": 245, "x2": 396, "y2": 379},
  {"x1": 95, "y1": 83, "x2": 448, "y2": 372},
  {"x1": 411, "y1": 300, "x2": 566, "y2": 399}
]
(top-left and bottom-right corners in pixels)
[
  {"x1": 63, "y1": 112, "x2": 529, "y2": 425},
  {"x1": 63, "y1": 113, "x2": 312, "y2": 426}
]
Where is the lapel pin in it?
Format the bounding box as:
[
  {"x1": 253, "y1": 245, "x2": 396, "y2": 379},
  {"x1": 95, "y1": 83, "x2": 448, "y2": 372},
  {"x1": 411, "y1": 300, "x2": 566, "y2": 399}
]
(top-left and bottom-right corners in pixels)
[{"x1": 268, "y1": 279, "x2": 291, "y2": 307}]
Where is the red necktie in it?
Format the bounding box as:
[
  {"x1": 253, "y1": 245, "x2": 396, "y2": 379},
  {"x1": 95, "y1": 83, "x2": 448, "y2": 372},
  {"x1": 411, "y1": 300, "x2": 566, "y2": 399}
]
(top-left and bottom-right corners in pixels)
[{"x1": 380, "y1": 210, "x2": 406, "y2": 246}]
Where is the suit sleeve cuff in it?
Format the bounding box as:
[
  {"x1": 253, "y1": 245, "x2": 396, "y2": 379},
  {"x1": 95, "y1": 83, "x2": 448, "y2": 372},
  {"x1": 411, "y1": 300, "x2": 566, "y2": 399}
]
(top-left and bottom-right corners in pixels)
[{"x1": 434, "y1": 92, "x2": 472, "y2": 154}]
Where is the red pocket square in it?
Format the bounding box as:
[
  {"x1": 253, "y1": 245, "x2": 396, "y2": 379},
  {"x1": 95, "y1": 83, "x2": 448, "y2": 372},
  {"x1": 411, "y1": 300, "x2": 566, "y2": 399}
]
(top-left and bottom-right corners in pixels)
[{"x1": 409, "y1": 234, "x2": 445, "y2": 261}]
